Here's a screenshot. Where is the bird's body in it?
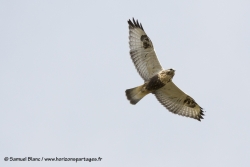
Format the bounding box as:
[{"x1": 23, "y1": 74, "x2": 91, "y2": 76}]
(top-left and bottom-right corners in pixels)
[
  {"x1": 125, "y1": 18, "x2": 205, "y2": 121},
  {"x1": 126, "y1": 69, "x2": 174, "y2": 104}
]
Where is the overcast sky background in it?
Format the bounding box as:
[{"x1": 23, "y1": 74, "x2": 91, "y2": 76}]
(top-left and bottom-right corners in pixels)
[{"x1": 1, "y1": 0, "x2": 250, "y2": 167}]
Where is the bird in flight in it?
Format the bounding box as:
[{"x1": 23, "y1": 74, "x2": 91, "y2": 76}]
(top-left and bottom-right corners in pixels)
[{"x1": 125, "y1": 18, "x2": 205, "y2": 121}]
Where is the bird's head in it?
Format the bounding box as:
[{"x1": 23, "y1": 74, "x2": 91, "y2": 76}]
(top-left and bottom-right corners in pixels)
[
  {"x1": 159, "y1": 69, "x2": 175, "y2": 83},
  {"x1": 165, "y1": 68, "x2": 175, "y2": 79}
]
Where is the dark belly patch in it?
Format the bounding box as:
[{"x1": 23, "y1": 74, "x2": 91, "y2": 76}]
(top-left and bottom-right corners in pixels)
[{"x1": 146, "y1": 75, "x2": 165, "y2": 91}]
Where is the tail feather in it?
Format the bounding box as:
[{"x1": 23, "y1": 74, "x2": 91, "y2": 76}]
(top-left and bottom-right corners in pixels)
[{"x1": 125, "y1": 85, "x2": 149, "y2": 105}]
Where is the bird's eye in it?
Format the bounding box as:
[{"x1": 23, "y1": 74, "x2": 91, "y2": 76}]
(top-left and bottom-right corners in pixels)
[{"x1": 170, "y1": 68, "x2": 173, "y2": 71}]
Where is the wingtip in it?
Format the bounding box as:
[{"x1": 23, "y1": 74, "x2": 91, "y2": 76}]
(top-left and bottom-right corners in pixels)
[
  {"x1": 197, "y1": 107, "x2": 205, "y2": 121},
  {"x1": 127, "y1": 18, "x2": 144, "y2": 30}
]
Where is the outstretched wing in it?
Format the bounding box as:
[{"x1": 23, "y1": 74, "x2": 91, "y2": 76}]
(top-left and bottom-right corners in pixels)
[
  {"x1": 128, "y1": 18, "x2": 163, "y2": 81},
  {"x1": 154, "y1": 81, "x2": 204, "y2": 121}
]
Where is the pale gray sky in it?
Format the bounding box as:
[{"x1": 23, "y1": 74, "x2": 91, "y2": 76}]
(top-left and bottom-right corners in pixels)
[{"x1": 1, "y1": 0, "x2": 250, "y2": 167}]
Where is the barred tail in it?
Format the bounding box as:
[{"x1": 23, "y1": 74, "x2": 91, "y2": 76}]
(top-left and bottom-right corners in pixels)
[{"x1": 125, "y1": 85, "x2": 149, "y2": 105}]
